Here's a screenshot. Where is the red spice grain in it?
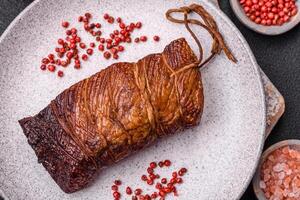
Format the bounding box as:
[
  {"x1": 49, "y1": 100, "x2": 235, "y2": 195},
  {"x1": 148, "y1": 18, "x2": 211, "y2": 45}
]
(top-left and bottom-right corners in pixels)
[
  {"x1": 75, "y1": 37, "x2": 81, "y2": 43},
  {"x1": 61, "y1": 60, "x2": 67, "y2": 67},
  {"x1": 104, "y1": 51, "x2": 111, "y2": 59},
  {"x1": 113, "y1": 30, "x2": 119, "y2": 35},
  {"x1": 147, "y1": 167, "x2": 154, "y2": 174},
  {"x1": 92, "y1": 23, "x2": 100, "y2": 29},
  {"x1": 106, "y1": 43, "x2": 113, "y2": 49},
  {"x1": 116, "y1": 17, "x2": 122, "y2": 23},
  {"x1": 90, "y1": 42, "x2": 95, "y2": 48},
  {"x1": 58, "y1": 39, "x2": 64, "y2": 45},
  {"x1": 111, "y1": 185, "x2": 118, "y2": 191},
  {"x1": 62, "y1": 21, "x2": 69, "y2": 28},
  {"x1": 141, "y1": 175, "x2": 148, "y2": 181},
  {"x1": 131, "y1": 196, "x2": 138, "y2": 200},
  {"x1": 153, "y1": 35, "x2": 160, "y2": 42},
  {"x1": 57, "y1": 70, "x2": 64, "y2": 77},
  {"x1": 117, "y1": 45, "x2": 124, "y2": 52},
  {"x1": 176, "y1": 177, "x2": 183, "y2": 184},
  {"x1": 130, "y1": 23, "x2": 135, "y2": 29},
  {"x1": 114, "y1": 180, "x2": 122, "y2": 186},
  {"x1": 78, "y1": 16, "x2": 83, "y2": 22},
  {"x1": 79, "y1": 43, "x2": 86, "y2": 49},
  {"x1": 66, "y1": 52, "x2": 73, "y2": 59},
  {"x1": 103, "y1": 13, "x2": 109, "y2": 19},
  {"x1": 113, "y1": 191, "x2": 120, "y2": 199},
  {"x1": 144, "y1": 194, "x2": 151, "y2": 200},
  {"x1": 119, "y1": 23, "x2": 126, "y2": 29},
  {"x1": 74, "y1": 63, "x2": 81, "y2": 69},
  {"x1": 164, "y1": 160, "x2": 171, "y2": 167},
  {"x1": 172, "y1": 172, "x2": 177, "y2": 178},
  {"x1": 113, "y1": 54, "x2": 119, "y2": 60},
  {"x1": 163, "y1": 187, "x2": 172, "y2": 193},
  {"x1": 95, "y1": 31, "x2": 102, "y2": 36},
  {"x1": 84, "y1": 24, "x2": 90, "y2": 31},
  {"x1": 85, "y1": 12, "x2": 92, "y2": 19},
  {"x1": 161, "y1": 178, "x2": 167, "y2": 184},
  {"x1": 147, "y1": 179, "x2": 154, "y2": 185},
  {"x1": 140, "y1": 36, "x2": 147, "y2": 42},
  {"x1": 47, "y1": 65, "x2": 56, "y2": 72},
  {"x1": 155, "y1": 183, "x2": 162, "y2": 189},
  {"x1": 108, "y1": 16, "x2": 114, "y2": 24},
  {"x1": 134, "y1": 38, "x2": 140, "y2": 43},
  {"x1": 100, "y1": 38, "x2": 106, "y2": 43},
  {"x1": 82, "y1": 17, "x2": 88, "y2": 23},
  {"x1": 86, "y1": 48, "x2": 93, "y2": 55},
  {"x1": 126, "y1": 186, "x2": 132, "y2": 195},
  {"x1": 55, "y1": 59, "x2": 61, "y2": 65},
  {"x1": 149, "y1": 174, "x2": 156, "y2": 180},
  {"x1": 180, "y1": 167, "x2": 187, "y2": 173},
  {"x1": 110, "y1": 33, "x2": 115, "y2": 39},
  {"x1": 126, "y1": 38, "x2": 132, "y2": 43},
  {"x1": 98, "y1": 44, "x2": 104, "y2": 51},
  {"x1": 158, "y1": 161, "x2": 164, "y2": 168},
  {"x1": 159, "y1": 190, "x2": 166, "y2": 197},
  {"x1": 40, "y1": 64, "x2": 46, "y2": 70},
  {"x1": 151, "y1": 192, "x2": 158, "y2": 199},
  {"x1": 66, "y1": 30, "x2": 72, "y2": 35},
  {"x1": 42, "y1": 58, "x2": 50, "y2": 64},
  {"x1": 110, "y1": 48, "x2": 118, "y2": 54},
  {"x1": 170, "y1": 178, "x2": 177, "y2": 184},
  {"x1": 69, "y1": 43, "x2": 76, "y2": 49},
  {"x1": 106, "y1": 38, "x2": 113, "y2": 44},
  {"x1": 135, "y1": 22, "x2": 142, "y2": 28},
  {"x1": 81, "y1": 54, "x2": 88, "y2": 61},
  {"x1": 134, "y1": 188, "x2": 142, "y2": 195}
]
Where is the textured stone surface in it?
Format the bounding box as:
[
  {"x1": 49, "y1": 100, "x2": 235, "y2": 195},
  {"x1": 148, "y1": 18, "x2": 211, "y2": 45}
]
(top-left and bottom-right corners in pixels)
[{"x1": 2, "y1": 2, "x2": 290, "y2": 198}]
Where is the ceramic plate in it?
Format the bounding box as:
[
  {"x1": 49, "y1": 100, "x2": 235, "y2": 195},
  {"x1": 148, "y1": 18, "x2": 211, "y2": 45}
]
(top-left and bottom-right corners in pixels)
[{"x1": 0, "y1": 0, "x2": 266, "y2": 199}]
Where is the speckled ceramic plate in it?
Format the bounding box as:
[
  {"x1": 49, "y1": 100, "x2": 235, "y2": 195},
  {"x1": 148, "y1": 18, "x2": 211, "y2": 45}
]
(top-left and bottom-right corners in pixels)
[{"x1": 0, "y1": 0, "x2": 266, "y2": 199}]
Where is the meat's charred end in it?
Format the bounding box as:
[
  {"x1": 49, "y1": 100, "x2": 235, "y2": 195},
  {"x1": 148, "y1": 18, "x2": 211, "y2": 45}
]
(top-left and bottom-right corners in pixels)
[
  {"x1": 19, "y1": 38, "x2": 204, "y2": 193},
  {"x1": 18, "y1": 106, "x2": 97, "y2": 193}
]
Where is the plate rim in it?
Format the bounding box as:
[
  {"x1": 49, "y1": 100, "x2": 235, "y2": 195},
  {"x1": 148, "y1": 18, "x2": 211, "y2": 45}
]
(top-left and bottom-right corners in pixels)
[{"x1": 0, "y1": 0, "x2": 267, "y2": 199}]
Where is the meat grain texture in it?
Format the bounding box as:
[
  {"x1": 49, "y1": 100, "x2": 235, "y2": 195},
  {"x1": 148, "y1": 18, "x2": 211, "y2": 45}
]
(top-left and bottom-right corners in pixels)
[{"x1": 19, "y1": 38, "x2": 204, "y2": 193}]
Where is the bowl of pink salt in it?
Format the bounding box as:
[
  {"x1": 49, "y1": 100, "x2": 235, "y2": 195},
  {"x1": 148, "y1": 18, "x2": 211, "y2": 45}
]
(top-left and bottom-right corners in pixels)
[{"x1": 253, "y1": 139, "x2": 300, "y2": 200}]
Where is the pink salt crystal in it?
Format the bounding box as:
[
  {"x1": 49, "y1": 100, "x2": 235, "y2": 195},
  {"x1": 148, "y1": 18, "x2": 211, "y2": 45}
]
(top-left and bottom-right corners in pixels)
[
  {"x1": 283, "y1": 189, "x2": 289, "y2": 197},
  {"x1": 264, "y1": 174, "x2": 271, "y2": 182},
  {"x1": 278, "y1": 155, "x2": 288, "y2": 163},
  {"x1": 269, "y1": 155, "x2": 275, "y2": 162},
  {"x1": 264, "y1": 168, "x2": 271, "y2": 175},
  {"x1": 283, "y1": 147, "x2": 290, "y2": 154},
  {"x1": 279, "y1": 172, "x2": 286, "y2": 180},
  {"x1": 288, "y1": 192, "x2": 295, "y2": 197},
  {"x1": 260, "y1": 146, "x2": 300, "y2": 200},
  {"x1": 273, "y1": 163, "x2": 284, "y2": 172},
  {"x1": 286, "y1": 169, "x2": 292, "y2": 175},
  {"x1": 260, "y1": 180, "x2": 267, "y2": 189},
  {"x1": 284, "y1": 177, "x2": 292, "y2": 188},
  {"x1": 290, "y1": 150, "x2": 298, "y2": 159}
]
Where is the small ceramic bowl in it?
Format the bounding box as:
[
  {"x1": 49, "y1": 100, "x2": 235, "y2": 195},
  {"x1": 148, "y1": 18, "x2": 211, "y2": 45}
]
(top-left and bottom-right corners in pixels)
[
  {"x1": 229, "y1": 0, "x2": 300, "y2": 35},
  {"x1": 252, "y1": 139, "x2": 300, "y2": 200}
]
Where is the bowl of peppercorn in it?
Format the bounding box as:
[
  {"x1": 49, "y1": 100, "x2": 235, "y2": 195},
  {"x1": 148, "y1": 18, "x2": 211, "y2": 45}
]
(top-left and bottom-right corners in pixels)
[{"x1": 230, "y1": 0, "x2": 300, "y2": 35}]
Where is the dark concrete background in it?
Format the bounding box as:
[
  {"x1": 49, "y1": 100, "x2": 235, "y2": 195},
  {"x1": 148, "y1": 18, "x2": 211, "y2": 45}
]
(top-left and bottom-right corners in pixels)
[{"x1": 0, "y1": 0, "x2": 299, "y2": 199}]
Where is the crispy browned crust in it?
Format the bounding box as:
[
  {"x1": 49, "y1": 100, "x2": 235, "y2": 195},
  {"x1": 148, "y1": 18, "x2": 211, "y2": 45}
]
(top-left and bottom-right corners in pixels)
[{"x1": 19, "y1": 38, "x2": 204, "y2": 193}]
